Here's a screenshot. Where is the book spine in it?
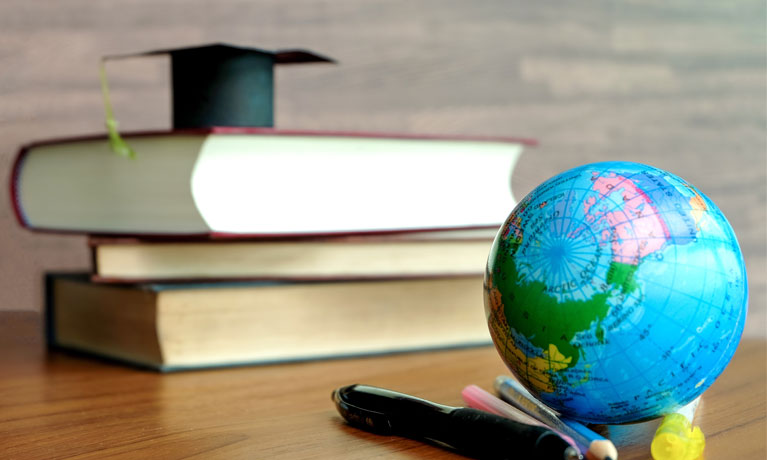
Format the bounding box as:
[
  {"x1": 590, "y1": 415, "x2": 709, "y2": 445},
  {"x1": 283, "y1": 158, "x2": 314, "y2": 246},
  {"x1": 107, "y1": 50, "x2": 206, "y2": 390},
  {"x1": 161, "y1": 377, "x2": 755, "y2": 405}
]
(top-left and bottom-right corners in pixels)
[
  {"x1": 9, "y1": 144, "x2": 30, "y2": 230},
  {"x1": 43, "y1": 273, "x2": 57, "y2": 347}
]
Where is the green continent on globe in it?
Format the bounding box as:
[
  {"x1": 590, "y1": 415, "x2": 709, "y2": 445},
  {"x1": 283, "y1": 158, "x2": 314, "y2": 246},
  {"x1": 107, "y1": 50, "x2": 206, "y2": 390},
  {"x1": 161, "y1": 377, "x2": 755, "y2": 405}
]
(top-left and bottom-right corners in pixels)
[
  {"x1": 606, "y1": 262, "x2": 640, "y2": 295},
  {"x1": 487, "y1": 169, "x2": 668, "y2": 395},
  {"x1": 487, "y1": 238, "x2": 640, "y2": 393}
]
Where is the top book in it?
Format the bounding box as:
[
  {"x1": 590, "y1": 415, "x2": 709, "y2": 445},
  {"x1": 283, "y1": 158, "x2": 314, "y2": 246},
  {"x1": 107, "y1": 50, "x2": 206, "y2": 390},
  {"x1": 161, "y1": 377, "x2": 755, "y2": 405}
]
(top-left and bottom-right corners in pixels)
[
  {"x1": 10, "y1": 43, "x2": 534, "y2": 237},
  {"x1": 11, "y1": 129, "x2": 531, "y2": 237}
]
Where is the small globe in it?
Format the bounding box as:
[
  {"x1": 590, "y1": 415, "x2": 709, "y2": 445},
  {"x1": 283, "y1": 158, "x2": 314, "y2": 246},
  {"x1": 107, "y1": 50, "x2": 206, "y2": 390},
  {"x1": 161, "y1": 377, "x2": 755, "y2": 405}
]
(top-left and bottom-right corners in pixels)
[{"x1": 485, "y1": 161, "x2": 747, "y2": 424}]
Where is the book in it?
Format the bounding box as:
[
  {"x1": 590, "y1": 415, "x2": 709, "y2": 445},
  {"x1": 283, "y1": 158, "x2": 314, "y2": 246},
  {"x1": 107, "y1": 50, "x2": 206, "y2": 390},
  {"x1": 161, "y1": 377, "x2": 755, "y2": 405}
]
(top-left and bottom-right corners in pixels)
[
  {"x1": 46, "y1": 274, "x2": 491, "y2": 371},
  {"x1": 12, "y1": 128, "x2": 531, "y2": 237},
  {"x1": 89, "y1": 227, "x2": 498, "y2": 283}
]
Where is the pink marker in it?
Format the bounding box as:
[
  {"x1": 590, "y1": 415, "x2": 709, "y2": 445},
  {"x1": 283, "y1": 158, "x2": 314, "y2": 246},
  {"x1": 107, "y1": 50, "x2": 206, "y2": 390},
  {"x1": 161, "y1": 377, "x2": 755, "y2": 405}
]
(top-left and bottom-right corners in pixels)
[{"x1": 462, "y1": 384, "x2": 583, "y2": 458}]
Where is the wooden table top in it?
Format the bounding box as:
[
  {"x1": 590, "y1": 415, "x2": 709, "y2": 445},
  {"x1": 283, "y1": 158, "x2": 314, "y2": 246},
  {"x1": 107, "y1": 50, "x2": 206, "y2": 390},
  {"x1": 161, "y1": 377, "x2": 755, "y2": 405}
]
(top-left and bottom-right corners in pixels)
[{"x1": 1, "y1": 311, "x2": 764, "y2": 459}]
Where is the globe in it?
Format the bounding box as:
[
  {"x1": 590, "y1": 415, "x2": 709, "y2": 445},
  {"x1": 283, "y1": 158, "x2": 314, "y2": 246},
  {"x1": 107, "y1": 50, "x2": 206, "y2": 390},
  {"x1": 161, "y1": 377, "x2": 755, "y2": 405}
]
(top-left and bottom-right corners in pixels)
[{"x1": 485, "y1": 161, "x2": 747, "y2": 424}]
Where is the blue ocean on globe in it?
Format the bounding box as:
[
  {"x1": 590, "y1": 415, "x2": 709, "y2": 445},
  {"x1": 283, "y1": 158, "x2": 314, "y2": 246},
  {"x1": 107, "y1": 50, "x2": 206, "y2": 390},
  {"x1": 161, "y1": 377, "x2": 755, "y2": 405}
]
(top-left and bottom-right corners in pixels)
[{"x1": 485, "y1": 161, "x2": 747, "y2": 424}]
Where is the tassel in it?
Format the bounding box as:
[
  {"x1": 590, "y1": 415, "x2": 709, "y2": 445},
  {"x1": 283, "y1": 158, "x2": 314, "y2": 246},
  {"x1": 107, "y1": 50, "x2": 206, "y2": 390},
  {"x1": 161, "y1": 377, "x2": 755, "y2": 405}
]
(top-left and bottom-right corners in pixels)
[{"x1": 100, "y1": 60, "x2": 136, "y2": 159}]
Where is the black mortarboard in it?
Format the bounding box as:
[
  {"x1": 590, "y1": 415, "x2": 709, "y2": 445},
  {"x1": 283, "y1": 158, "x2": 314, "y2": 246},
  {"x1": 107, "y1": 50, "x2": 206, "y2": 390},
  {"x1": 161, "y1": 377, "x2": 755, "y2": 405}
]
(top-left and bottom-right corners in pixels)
[{"x1": 106, "y1": 43, "x2": 335, "y2": 129}]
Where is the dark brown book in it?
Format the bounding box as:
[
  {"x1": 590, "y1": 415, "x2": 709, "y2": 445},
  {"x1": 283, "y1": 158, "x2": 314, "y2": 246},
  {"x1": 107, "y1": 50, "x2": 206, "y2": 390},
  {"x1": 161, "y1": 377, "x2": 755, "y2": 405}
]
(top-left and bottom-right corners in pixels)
[{"x1": 47, "y1": 274, "x2": 491, "y2": 371}]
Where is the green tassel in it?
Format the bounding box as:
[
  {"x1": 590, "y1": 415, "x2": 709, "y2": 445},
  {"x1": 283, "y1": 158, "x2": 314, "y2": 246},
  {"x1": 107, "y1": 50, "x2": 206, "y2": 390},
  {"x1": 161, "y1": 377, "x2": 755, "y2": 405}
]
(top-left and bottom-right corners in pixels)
[{"x1": 100, "y1": 60, "x2": 136, "y2": 159}]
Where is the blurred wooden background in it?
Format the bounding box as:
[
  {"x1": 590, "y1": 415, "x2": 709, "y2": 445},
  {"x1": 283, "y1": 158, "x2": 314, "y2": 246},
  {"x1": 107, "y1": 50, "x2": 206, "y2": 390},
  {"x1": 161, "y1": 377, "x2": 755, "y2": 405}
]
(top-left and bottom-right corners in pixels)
[{"x1": 0, "y1": 0, "x2": 764, "y2": 339}]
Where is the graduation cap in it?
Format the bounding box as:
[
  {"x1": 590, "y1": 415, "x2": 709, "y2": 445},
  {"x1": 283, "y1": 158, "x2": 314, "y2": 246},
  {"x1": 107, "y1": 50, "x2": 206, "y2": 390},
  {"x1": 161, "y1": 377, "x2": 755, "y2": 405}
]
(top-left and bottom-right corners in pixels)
[{"x1": 105, "y1": 43, "x2": 335, "y2": 129}]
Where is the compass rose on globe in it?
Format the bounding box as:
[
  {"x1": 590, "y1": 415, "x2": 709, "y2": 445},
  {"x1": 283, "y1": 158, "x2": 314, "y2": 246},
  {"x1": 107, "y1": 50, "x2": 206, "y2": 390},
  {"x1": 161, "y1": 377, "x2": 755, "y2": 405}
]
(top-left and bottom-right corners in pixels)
[{"x1": 485, "y1": 161, "x2": 747, "y2": 424}]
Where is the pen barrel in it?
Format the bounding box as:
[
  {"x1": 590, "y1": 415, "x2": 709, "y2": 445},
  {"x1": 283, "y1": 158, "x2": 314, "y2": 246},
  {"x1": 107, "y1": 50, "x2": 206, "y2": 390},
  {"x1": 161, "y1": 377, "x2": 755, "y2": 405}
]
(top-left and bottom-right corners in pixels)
[{"x1": 446, "y1": 408, "x2": 572, "y2": 460}]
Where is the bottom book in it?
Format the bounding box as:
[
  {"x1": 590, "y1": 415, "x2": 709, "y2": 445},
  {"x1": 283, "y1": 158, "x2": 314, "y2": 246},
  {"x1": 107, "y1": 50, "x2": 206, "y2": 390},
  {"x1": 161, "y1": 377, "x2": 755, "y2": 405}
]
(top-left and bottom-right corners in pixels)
[{"x1": 47, "y1": 274, "x2": 491, "y2": 371}]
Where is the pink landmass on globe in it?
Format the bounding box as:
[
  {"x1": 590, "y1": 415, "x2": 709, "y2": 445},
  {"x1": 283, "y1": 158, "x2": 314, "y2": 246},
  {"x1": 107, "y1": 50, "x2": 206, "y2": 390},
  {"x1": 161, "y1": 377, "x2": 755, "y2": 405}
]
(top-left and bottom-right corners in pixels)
[{"x1": 584, "y1": 173, "x2": 670, "y2": 265}]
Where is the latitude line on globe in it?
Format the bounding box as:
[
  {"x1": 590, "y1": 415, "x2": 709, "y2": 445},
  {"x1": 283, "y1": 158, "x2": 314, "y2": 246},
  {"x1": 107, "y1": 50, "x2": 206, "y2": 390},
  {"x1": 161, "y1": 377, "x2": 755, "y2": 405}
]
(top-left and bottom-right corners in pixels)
[
  {"x1": 630, "y1": 235, "x2": 713, "y2": 399},
  {"x1": 560, "y1": 253, "x2": 596, "y2": 303},
  {"x1": 563, "y1": 162, "x2": 642, "y2": 417},
  {"x1": 640, "y1": 276, "x2": 735, "y2": 314},
  {"x1": 615, "y1": 336, "x2": 662, "y2": 405},
  {"x1": 543, "y1": 182, "x2": 681, "y2": 396},
  {"x1": 573, "y1": 172, "x2": 701, "y2": 235}
]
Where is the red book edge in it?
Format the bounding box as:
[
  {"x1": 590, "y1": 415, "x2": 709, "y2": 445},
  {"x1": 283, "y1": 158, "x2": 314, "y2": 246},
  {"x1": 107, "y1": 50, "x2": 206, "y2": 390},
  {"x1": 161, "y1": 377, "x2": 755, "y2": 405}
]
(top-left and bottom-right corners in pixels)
[
  {"x1": 86, "y1": 229, "x2": 499, "y2": 245},
  {"x1": 89, "y1": 272, "x2": 487, "y2": 285},
  {"x1": 11, "y1": 127, "x2": 536, "y2": 238}
]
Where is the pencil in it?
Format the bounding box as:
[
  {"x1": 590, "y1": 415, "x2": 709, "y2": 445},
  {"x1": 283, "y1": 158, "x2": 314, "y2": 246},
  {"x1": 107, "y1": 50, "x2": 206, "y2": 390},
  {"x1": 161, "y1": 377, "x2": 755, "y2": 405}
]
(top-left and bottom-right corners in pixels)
[{"x1": 561, "y1": 417, "x2": 618, "y2": 460}]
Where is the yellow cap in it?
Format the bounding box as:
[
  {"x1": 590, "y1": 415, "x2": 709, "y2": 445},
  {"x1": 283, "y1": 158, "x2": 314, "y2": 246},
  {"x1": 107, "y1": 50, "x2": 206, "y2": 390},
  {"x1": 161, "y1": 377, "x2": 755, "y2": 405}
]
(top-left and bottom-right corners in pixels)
[{"x1": 651, "y1": 413, "x2": 705, "y2": 460}]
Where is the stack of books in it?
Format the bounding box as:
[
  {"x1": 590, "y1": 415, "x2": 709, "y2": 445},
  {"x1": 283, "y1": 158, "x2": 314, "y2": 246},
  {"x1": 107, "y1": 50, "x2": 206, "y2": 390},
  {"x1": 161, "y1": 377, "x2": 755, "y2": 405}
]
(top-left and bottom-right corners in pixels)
[{"x1": 11, "y1": 43, "x2": 534, "y2": 371}]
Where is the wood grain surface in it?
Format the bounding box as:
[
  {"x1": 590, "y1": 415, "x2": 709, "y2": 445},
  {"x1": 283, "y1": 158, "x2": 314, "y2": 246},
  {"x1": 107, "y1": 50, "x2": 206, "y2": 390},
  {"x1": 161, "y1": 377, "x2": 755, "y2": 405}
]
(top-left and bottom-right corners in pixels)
[{"x1": 0, "y1": 312, "x2": 764, "y2": 459}]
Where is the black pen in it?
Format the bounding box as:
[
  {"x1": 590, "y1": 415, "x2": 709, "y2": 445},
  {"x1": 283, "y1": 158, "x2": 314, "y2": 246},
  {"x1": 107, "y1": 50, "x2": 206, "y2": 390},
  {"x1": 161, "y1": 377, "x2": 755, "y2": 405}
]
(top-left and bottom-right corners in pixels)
[{"x1": 332, "y1": 384, "x2": 582, "y2": 460}]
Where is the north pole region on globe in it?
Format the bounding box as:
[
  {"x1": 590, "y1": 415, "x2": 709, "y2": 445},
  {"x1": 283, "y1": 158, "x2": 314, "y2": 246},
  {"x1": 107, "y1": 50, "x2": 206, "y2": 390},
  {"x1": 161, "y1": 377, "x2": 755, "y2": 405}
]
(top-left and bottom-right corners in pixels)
[{"x1": 485, "y1": 161, "x2": 747, "y2": 424}]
